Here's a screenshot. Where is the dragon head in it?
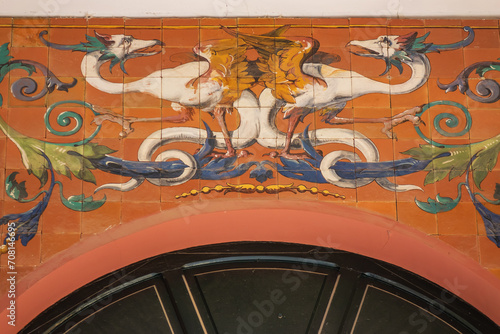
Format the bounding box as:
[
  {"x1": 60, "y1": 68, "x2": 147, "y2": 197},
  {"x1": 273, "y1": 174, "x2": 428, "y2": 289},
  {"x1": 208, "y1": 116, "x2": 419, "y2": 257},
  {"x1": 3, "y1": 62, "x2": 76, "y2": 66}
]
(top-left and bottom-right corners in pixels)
[
  {"x1": 348, "y1": 26, "x2": 474, "y2": 75},
  {"x1": 39, "y1": 30, "x2": 163, "y2": 74}
]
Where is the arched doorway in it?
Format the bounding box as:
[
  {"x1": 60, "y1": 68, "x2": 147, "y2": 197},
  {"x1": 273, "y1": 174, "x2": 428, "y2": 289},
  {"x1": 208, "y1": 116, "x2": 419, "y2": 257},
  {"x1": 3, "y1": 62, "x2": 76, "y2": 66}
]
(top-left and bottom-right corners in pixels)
[{"x1": 2, "y1": 200, "x2": 499, "y2": 332}]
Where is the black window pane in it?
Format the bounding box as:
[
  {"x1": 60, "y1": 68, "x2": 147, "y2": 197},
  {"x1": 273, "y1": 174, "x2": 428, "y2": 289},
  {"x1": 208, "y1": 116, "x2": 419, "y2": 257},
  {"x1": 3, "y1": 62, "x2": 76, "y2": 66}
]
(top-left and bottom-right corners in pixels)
[
  {"x1": 351, "y1": 286, "x2": 460, "y2": 334},
  {"x1": 195, "y1": 268, "x2": 328, "y2": 334},
  {"x1": 65, "y1": 286, "x2": 173, "y2": 334}
]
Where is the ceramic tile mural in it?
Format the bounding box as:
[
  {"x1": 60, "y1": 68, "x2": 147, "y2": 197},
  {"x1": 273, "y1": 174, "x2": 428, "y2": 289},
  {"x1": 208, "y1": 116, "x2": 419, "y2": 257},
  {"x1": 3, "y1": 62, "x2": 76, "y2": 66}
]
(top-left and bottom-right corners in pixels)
[{"x1": 0, "y1": 18, "x2": 500, "y2": 291}]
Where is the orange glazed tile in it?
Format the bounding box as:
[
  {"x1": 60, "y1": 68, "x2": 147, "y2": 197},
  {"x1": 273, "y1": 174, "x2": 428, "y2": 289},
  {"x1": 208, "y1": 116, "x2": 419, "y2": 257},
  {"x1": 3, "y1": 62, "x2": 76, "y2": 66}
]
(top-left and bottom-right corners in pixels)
[
  {"x1": 324, "y1": 187, "x2": 356, "y2": 203},
  {"x1": 0, "y1": 18, "x2": 12, "y2": 26},
  {"x1": 85, "y1": 82, "x2": 123, "y2": 109},
  {"x1": 488, "y1": 268, "x2": 500, "y2": 280},
  {"x1": 124, "y1": 18, "x2": 162, "y2": 27},
  {"x1": 238, "y1": 18, "x2": 275, "y2": 30},
  {"x1": 315, "y1": 105, "x2": 355, "y2": 137},
  {"x1": 161, "y1": 48, "x2": 200, "y2": 76},
  {"x1": 121, "y1": 202, "x2": 161, "y2": 224},
  {"x1": 350, "y1": 18, "x2": 389, "y2": 27},
  {"x1": 387, "y1": 26, "x2": 426, "y2": 38},
  {"x1": 50, "y1": 18, "x2": 87, "y2": 27},
  {"x1": 197, "y1": 179, "x2": 241, "y2": 202},
  {"x1": 469, "y1": 109, "x2": 500, "y2": 140},
  {"x1": 0, "y1": 27, "x2": 12, "y2": 44},
  {"x1": 439, "y1": 235, "x2": 479, "y2": 261},
  {"x1": 463, "y1": 48, "x2": 500, "y2": 77},
  {"x1": 312, "y1": 26, "x2": 350, "y2": 48},
  {"x1": 351, "y1": 88, "x2": 391, "y2": 109},
  {"x1": 357, "y1": 200, "x2": 397, "y2": 221},
  {"x1": 426, "y1": 49, "x2": 465, "y2": 79},
  {"x1": 424, "y1": 19, "x2": 463, "y2": 28},
  {"x1": 397, "y1": 201, "x2": 438, "y2": 235},
  {"x1": 163, "y1": 19, "x2": 199, "y2": 48},
  {"x1": 162, "y1": 178, "x2": 201, "y2": 203},
  {"x1": 41, "y1": 194, "x2": 82, "y2": 234},
  {"x1": 14, "y1": 18, "x2": 49, "y2": 27},
  {"x1": 275, "y1": 18, "x2": 312, "y2": 37},
  {"x1": 9, "y1": 234, "x2": 41, "y2": 266},
  {"x1": 276, "y1": 174, "x2": 319, "y2": 201},
  {"x1": 9, "y1": 46, "x2": 48, "y2": 76},
  {"x1": 83, "y1": 106, "x2": 124, "y2": 140},
  {"x1": 467, "y1": 28, "x2": 500, "y2": 49},
  {"x1": 163, "y1": 27, "x2": 199, "y2": 48},
  {"x1": 46, "y1": 77, "x2": 85, "y2": 107},
  {"x1": 123, "y1": 28, "x2": 163, "y2": 77},
  {"x1": 392, "y1": 106, "x2": 431, "y2": 140},
  {"x1": 7, "y1": 107, "x2": 47, "y2": 140},
  {"x1": 311, "y1": 45, "x2": 351, "y2": 71},
  {"x1": 388, "y1": 19, "x2": 425, "y2": 27},
  {"x1": 434, "y1": 171, "x2": 473, "y2": 204},
  {"x1": 357, "y1": 180, "x2": 396, "y2": 202},
  {"x1": 437, "y1": 202, "x2": 477, "y2": 235},
  {"x1": 200, "y1": 18, "x2": 237, "y2": 40},
  {"x1": 163, "y1": 18, "x2": 199, "y2": 27},
  {"x1": 360, "y1": 137, "x2": 394, "y2": 162},
  {"x1": 427, "y1": 77, "x2": 468, "y2": 106},
  {"x1": 461, "y1": 19, "x2": 499, "y2": 28},
  {"x1": 122, "y1": 107, "x2": 162, "y2": 139},
  {"x1": 0, "y1": 267, "x2": 7, "y2": 296},
  {"x1": 41, "y1": 233, "x2": 80, "y2": 262},
  {"x1": 0, "y1": 266, "x2": 36, "y2": 295},
  {"x1": 395, "y1": 171, "x2": 438, "y2": 203},
  {"x1": 312, "y1": 18, "x2": 349, "y2": 27},
  {"x1": 161, "y1": 105, "x2": 201, "y2": 130},
  {"x1": 202, "y1": 107, "x2": 240, "y2": 134},
  {"x1": 353, "y1": 107, "x2": 396, "y2": 139},
  {"x1": 87, "y1": 18, "x2": 124, "y2": 27},
  {"x1": 47, "y1": 28, "x2": 87, "y2": 77},
  {"x1": 12, "y1": 27, "x2": 47, "y2": 47},
  {"x1": 479, "y1": 235, "x2": 500, "y2": 268},
  {"x1": 0, "y1": 137, "x2": 5, "y2": 172},
  {"x1": 81, "y1": 200, "x2": 121, "y2": 235},
  {"x1": 5, "y1": 139, "x2": 26, "y2": 170}
]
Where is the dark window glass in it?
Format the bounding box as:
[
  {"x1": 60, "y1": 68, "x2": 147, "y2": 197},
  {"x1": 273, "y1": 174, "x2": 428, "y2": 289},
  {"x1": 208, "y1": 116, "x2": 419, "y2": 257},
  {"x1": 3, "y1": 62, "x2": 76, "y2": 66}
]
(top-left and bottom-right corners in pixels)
[
  {"x1": 351, "y1": 285, "x2": 460, "y2": 334},
  {"x1": 65, "y1": 286, "x2": 174, "y2": 334},
  {"x1": 194, "y1": 268, "x2": 328, "y2": 333}
]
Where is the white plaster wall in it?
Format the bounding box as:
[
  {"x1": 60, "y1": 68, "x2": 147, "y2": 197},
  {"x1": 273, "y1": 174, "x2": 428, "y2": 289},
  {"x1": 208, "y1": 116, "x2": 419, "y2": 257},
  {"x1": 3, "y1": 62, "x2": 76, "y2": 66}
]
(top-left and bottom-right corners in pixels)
[{"x1": 0, "y1": 0, "x2": 498, "y2": 18}]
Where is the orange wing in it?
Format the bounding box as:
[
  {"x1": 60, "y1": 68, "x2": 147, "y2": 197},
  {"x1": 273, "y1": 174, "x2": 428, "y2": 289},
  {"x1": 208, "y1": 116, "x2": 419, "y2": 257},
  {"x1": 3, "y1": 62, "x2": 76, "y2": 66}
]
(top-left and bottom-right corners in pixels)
[
  {"x1": 193, "y1": 38, "x2": 253, "y2": 104},
  {"x1": 222, "y1": 26, "x2": 325, "y2": 104},
  {"x1": 191, "y1": 25, "x2": 293, "y2": 104}
]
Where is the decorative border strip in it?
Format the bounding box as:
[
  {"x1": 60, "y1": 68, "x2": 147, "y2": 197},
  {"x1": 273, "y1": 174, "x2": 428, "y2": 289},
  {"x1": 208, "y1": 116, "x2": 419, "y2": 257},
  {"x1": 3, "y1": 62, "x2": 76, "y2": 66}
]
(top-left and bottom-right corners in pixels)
[{"x1": 175, "y1": 183, "x2": 346, "y2": 199}]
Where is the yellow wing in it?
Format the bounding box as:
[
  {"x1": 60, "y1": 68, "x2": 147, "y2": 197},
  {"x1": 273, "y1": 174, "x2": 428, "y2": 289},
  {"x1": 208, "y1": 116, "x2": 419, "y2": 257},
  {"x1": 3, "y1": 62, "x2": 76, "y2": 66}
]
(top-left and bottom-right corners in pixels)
[
  {"x1": 192, "y1": 38, "x2": 251, "y2": 104},
  {"x1": 191, "y1": 25, "x2": 293, "y2": 104},
  {"x1": 222, "y1": 26, "x2": 324, "y2": 104}
]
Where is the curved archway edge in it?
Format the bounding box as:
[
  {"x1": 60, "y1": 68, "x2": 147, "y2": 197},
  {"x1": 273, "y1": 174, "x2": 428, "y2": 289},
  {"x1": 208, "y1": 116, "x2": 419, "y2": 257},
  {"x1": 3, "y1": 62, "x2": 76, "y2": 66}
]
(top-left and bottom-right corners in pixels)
[{"x1": 1, "y1": 199, "x2": 499, "y2": 331}]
